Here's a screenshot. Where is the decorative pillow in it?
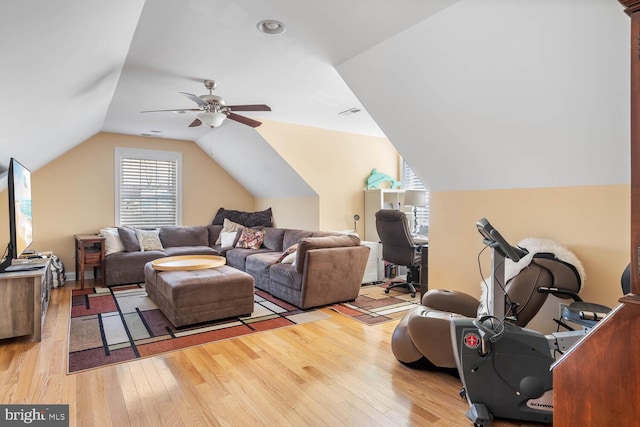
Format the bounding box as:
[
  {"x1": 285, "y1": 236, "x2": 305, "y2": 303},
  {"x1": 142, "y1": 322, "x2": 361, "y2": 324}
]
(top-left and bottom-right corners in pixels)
[
  {"x1": 215, "y1": 218, "x2": 245, "y2": 245},
  {"x1": 211, "y1": 208, "x2": 249, "y2": 226},
  {"x1": 134, "y1": 228, "x2": 164, "y2": 251},
  {"x1": 280, "y1": 251, "x2": 297, "y2": 264},
  {"x1": 220, "y1": 231, "x2": 237, "y2": 248},
  {"x1": 276, "y1": 244, "x2": 298, "y2": 263},
  {"x1": 99, "y1": 227, "x2": 125, "y2": 255},
  {"x1": 118, "y1": 227, "x2": 141, "y2": 252},
  {"x1": 235, "y1": 228, "x2": 265, "y2": 249},
  {"x1": 211, "y1": 207, "x2": 273, "y2": 227},
  {"x1": 244, "y1": 207, "x2": 273, "y2": 227}
]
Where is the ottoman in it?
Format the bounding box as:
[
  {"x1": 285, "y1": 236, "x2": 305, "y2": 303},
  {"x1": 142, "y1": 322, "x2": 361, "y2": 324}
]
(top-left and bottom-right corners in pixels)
[{"x1": 144, "y1": 263, "x2": 254, "y2": 327}]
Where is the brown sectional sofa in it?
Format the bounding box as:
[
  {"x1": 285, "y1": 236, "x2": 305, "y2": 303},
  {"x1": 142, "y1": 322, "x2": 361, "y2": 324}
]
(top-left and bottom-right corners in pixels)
[{"x1": 103, "y1": 225, "x2": 370, "y2": 309}]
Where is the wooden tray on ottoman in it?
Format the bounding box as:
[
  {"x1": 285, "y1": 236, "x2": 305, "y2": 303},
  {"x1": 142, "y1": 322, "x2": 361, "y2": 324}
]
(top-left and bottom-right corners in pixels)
[{"x1": 151, "y1": 255, "x2": 226, "y2": 271}]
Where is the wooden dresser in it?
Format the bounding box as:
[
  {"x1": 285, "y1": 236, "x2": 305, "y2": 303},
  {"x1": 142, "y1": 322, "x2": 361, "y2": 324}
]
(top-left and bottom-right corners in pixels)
[{"x1": 0, "y1": 258, "x2": 52, "y2": 342}]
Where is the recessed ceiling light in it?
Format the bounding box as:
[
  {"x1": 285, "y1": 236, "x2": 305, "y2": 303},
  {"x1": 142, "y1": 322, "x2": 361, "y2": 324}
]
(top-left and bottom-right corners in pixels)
[{"x1": 257, "y1": 19, "x2": 286, "y2": 35}]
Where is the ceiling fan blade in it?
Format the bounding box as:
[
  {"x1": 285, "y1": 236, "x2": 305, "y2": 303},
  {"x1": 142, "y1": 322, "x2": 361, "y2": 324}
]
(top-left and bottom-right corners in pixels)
[
  {"x1": 227, "y1": 112, "x2": 262, "y2": 128},
  {"x1": 227, "y1": 104, "x2": 271, "y2": 112},
  {"x1": 188, "y1": 118, "x2": 202, "y2": 127},
  {"x1": 179, "y1": 92, "x2": 209, "y2": 108},
  {"x1": 141, "y1": 108, "x2": 201, "y2": 113}
]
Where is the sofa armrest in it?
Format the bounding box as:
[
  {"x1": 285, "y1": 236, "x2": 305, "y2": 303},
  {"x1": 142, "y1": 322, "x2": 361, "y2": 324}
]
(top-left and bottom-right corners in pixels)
[
  {"x1": 298, "y1": 245, "x2": 370, "y2": 308},
  {"x1": 295, "y1": 234, "x2": 360, "y2": 274}
]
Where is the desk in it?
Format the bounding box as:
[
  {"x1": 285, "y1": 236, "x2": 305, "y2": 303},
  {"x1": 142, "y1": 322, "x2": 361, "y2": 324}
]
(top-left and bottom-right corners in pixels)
[
  {"x1": 413, "y1": 235, "x2": 428, "y2": 245},
  {"x1": 75, "y1": 234, "x2": 105, "y2": 288},
  {"x1": 419, "y1": 244, "x2": 428, "y2": 299}
]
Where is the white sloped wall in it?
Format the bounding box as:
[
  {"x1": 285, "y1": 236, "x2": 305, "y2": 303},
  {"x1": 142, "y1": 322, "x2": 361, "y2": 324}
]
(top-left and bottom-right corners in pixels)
[{"x1": 337, "y1": 0, "x2": 630, "y2": 192}]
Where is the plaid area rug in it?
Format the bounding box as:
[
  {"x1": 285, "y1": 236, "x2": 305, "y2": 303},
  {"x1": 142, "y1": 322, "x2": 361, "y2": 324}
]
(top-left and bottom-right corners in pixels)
[
  {"x1": 330, "y1": 281, "x2": 419, "y2": 325},
  {"x1": 68, "y1": 284, "x2": 330, "y2": 373},
  {"x1": 68, "y1": 282, "x2": 419, "y2": 373}
]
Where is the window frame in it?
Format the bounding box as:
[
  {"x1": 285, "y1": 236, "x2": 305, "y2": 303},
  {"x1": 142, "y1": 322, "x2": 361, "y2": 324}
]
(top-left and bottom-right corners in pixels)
[
  {"x1": 115, "y1": 147, "x2": 182, "y2": 227},
  {"x1": 401, "y1": 159, "x2": 429, "y2": 232}
]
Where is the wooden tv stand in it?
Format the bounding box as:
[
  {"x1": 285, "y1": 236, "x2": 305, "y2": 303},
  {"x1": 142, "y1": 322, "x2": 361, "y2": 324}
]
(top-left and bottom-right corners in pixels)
[{"x1": 0, "y1": 258, "x2": 52, "y2": 342}]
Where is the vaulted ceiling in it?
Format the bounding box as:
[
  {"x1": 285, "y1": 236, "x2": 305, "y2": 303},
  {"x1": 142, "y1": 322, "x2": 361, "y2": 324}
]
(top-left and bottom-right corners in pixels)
[
  {"x1": 0, "y1": 0, "x2": 631, "y2": 195},
  {"x1": 0, "y1": 0, "x2": 458, "y2": 194}
]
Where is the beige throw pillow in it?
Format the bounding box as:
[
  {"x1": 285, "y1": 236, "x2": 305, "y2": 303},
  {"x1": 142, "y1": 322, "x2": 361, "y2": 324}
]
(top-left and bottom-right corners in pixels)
[
  {"x1": 99, "y1": 227, "x2": 125, "y2": 255},
  {"x1": 134, "y1": 229, "x2": 164, "y2": 251},
  {"x1": 215, "y1": 218, "x2": 244, "y2": 245}
]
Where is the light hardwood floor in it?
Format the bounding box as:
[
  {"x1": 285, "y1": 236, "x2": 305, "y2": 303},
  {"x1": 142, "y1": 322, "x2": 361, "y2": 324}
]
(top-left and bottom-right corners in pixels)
[{"x1": 0, "y1": 280, "x2": 542, "y2": 426}]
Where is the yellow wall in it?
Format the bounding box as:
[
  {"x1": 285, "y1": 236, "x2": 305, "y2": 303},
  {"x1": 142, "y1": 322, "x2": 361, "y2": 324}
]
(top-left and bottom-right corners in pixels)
[
  {"x1": 0, "y1": 132, "x2": 254, "y2": 271},
  {"x1": 256, "y1": 197, "x2": 319, "y2": 230},
  {"x1": 257, "y1": 120, "x2": 400, "y2": 232},
  {"x1": 429, "y1": 184, "x2": 629, "y2": 333}
]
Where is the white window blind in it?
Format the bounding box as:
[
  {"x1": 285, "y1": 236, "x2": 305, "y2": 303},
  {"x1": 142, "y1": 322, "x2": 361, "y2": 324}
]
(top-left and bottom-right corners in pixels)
[
  {"x1": 115, "y1": 148, "x2": 182, "y2": 227},
  {"x1": 402, "y1": 160, "x2": 429, "y2": 232}
]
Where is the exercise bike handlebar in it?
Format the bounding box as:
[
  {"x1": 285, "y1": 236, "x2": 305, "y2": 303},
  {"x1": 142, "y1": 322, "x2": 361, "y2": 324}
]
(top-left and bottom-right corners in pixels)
[{"x1": 476, "y1": 218, "x2": 528, "y2": 262}]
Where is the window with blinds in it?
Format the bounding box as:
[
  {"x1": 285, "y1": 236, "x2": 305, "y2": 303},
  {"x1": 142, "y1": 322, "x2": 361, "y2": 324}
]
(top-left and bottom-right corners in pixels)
[
  {"x1": 115, "y1": 148, "x2": 182, "y2": 227},
  {"x1": 402, "y1": 160, "x2": 429, "y2": 233}
]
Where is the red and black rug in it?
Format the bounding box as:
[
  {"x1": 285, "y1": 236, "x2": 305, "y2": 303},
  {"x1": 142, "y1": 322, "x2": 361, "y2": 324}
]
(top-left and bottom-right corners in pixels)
[{"x1": 68, "y1": 282, "x2": 418, "y2": 373}]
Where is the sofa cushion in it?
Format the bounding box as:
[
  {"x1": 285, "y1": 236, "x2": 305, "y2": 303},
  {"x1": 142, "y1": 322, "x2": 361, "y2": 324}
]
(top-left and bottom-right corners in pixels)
[
  {"x1": 236, "y1": 228, "x2": 265, "y2": 249},
  {"x1": 269, "y1": 262, "x2": 303, "y2": 291},
  {"x1": 163, "y1": 246, "x2": 218, "y2": 257},
  {"x1": 245, "y1": 252, "x2": 282, "y2": 291},
  {"x1": 263, "y1": 228, "x2": 285, "y2": 251},
  {"x1": 118, "y1": 227, "x2": 140, "y2": 252},
  {"x1": 226, "y1": 248, "x2": 277, "y2": 271},
  {"x1": 207, "y1": 225, "x2": 223, "y2": 247},
  {"x1": 105, "y1": 250, "x2": 166, "y2": 286},
  {"x1": 159, "y1": 226, "x2": 208, "y2": 247},
  {"x1": 295, "y1": 234, "x2": 361, "y2": 273}
]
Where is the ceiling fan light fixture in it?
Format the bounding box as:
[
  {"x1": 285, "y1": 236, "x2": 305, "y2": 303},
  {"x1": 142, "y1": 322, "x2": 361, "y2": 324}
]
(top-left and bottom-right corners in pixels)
[
  {"x1": 197, "y1": 111, "x2": 226, "y2": 128},
  {"x1": 257, "y1": 19, "x2": 286, "y2": 35}
]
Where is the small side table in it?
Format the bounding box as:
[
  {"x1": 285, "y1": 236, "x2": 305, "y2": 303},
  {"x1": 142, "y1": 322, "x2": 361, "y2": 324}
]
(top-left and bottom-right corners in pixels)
[{"x1": 75, "y1": 234, "x2": 105, "y2": 289}]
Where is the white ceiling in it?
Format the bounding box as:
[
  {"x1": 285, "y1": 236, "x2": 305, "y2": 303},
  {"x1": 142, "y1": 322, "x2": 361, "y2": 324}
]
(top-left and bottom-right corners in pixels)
[
  {"x1": 0, "y1": 0, "x2": 631, "y2": 196},
  {"x1": 105, "y1": 0, "x2": 460, "y2": 141},
  {"x1": 0, "y1": 0, "x2": 459, "y2": 194}
]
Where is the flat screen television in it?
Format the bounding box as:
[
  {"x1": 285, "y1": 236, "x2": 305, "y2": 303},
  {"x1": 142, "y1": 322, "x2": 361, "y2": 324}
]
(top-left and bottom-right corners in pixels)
[{"x1": 0, "y1": 158, "x2": 33, "y2": 272}]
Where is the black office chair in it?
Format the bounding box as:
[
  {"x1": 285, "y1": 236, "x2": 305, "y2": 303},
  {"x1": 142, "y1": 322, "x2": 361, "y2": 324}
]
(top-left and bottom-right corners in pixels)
[{"x1": 375, "y1": 209, "x2": 426, "y2": 298}]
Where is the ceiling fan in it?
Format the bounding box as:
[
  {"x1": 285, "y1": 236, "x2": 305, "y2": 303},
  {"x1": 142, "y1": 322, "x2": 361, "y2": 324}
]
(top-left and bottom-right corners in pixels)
[{"x1": 141, "y1": 79, "x2": 271, "y2": 128}]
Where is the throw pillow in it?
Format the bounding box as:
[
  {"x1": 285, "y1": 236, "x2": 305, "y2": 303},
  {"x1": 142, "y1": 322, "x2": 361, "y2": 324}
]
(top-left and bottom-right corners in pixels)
[
  {"x1": 280, "y1": 251, "x2": 297, "y2": 264},
  {"x1": 211, "y1": 207, "x2": 274, "y2": 227},
  {"x1": 235, "y1": 228, "x2": 265, "y2": 249},
  {"x1": 244, "y1": 207, "x2": 273, "y2": 227},
  {"x1": 118, "y1": 227, "x2": 141, "y2": 252},
  {"x1": 220, "y1": 231, "x2": 237, "y2": 248},
  {"x1": 276, "y1": 244, "x2": 298, "y2": 263},
  {"x1": 215, "y1": 218, "x2": 245, "y2": 245},
  {"x1": 211, "y1": 208, "x2": 249, "y2": 226},
  {"x1": 134, "y1": 228, "x2": 164, "y2": 251},
  {"x1": 99, "y1": 227, "x2": 125, "y2": 255}
]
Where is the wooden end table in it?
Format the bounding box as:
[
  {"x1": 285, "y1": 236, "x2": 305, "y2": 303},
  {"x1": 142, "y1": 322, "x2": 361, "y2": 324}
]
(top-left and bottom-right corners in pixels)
[{"x1": 75, "y1": 234, "x2": 105, "y2": 289}]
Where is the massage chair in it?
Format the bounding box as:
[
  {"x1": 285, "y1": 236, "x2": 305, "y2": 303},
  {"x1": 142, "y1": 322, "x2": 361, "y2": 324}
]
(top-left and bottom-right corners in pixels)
[{"x1": 391, "y1": 240, "x2": 586, "y2": 370}]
